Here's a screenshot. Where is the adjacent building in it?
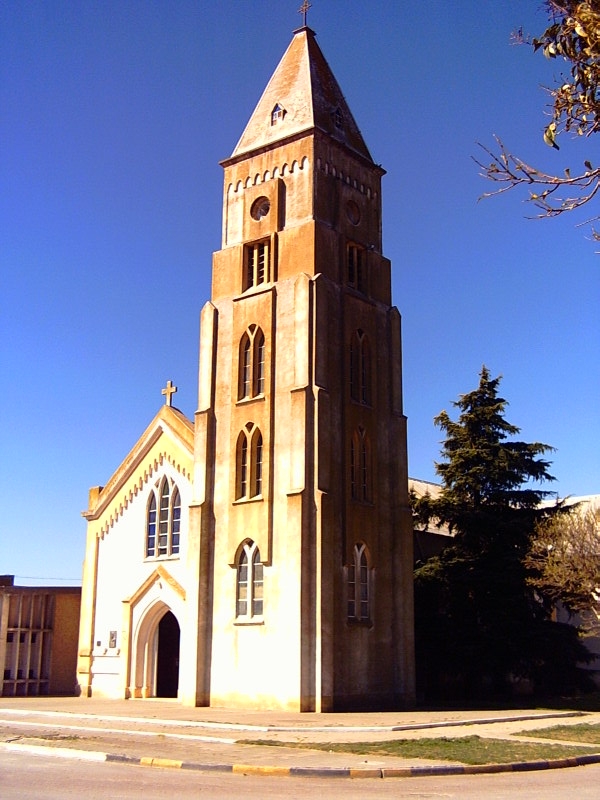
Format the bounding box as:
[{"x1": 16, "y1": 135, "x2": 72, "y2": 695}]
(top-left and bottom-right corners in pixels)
[{"x1": 0, "y1": 576, "x2": 80, "y2": 697}]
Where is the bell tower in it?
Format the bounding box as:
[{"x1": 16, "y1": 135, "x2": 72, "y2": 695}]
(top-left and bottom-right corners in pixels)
[{"x1": 183, "y1": 25, "x2": 415, "y2": 711}]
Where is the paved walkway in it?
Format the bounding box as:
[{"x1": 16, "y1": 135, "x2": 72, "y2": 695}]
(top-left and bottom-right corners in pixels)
[{"x1": 1, "y1": 696, "x2": 599, "y2": 778}]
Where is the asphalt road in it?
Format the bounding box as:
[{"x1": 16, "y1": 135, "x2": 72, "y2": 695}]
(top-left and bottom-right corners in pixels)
[
  {"x1": 2, "y1": 698, "x2": 600, "y2": 797},
  {"x1": 2, "y1": 749, "x2": 600, "y2": 799}
]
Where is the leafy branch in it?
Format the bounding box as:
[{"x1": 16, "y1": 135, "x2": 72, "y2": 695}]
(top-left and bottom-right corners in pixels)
[
  {"x1": 476, "y1": 1, "x2": 600, "y2": 241},
  {"x1": 526, "y1": 506, "x2": 600, "y2": 635}
]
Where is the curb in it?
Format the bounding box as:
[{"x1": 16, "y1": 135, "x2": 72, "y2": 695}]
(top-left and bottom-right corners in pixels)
[
  {"x1": 387, "y1": 710, "x2": 586, "y2": 733},
  {"x1": 3, "y1": 741, "x2": 600, "y2": 778},
  {"x1": 0, "y1": 707, "x2": 585, "y2": 734}
]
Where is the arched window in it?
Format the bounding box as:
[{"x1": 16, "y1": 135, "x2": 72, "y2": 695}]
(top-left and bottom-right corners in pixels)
[
  {"x1": 146, "y1": 478, "x2": 182, "y2": 558},
  {"x1": 360, "y1": 335, "x2": 370, "y2": 405},
  {"x1": 347, "y1": 543, "x2": 370, "y2": 622},
  {"x1": 238, "y1": 325, "x2": 266, "y2": 401},
  {"x1": 236, "y1": 423, "x2": 264, "y2": 500},
  {"x1": 347, "y1": 242, "x2": 366, "y2": 292},
  {"x1": 158, "y1": 480, "x2": 170, "y2": 555},
  {"x1": 239, "y1": 334, "x2": 251, "y2": 399},
  {"x1": 350, "y1": 427, "x2": 371, "y2": 502},
  {"x1": 171, "y1": 487, "x2": 181, "y2": 555},
  {"x1": 236, "y1": 540, "x2": 264, "y2": 619},
  {"x1": 146, "y1": 494, "x2": 157, "y2": 557},
  {"x1": 254, "y1": 429, "x2": 263, "y2": 497},
  {"x1": 350, "y1": 329, "x2": 371, "y2": 405},
  {"x1": 236, "y1": 430, "x2": 248, "y2": 499},
  {"x1": 256, "y1": 329, "x2": 265, "y2": 396}
]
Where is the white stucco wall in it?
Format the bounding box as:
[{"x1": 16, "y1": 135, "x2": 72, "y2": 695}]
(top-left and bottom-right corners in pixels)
[{"x1": 90, "y1": 459, "x2": 192, "y2": 697}]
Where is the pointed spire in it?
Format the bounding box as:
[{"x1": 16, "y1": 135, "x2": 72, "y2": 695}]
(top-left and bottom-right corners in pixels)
[{"x1": 229, "y1": 27, "x2": 373, "y2": 163}]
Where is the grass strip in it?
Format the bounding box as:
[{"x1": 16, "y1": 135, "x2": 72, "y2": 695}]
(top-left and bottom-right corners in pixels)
[
  {"x1": 517, "y1": 723, "x2": 600, "y2": 744},
  {"x1": 244, "y1": 735, "x2": 600, "y2": 766}
]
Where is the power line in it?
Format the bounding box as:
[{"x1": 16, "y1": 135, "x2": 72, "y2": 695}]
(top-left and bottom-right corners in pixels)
[{"x1": 13, "y1": 575, "x2": 82, "y2": 583}]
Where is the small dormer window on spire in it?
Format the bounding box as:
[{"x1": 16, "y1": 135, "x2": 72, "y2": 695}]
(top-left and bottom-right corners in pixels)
[
  {"x1": 332, "y1": 107, "x2": 343, "y2": 129},
  {"x1": 271, "y1": 103, "x2": 286, "y2": 126}
]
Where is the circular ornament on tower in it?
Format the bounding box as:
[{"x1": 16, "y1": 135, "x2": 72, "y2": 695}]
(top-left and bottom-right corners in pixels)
[
  {"x1": 346, "y1": 200, "x2": 361, "y2": 225},
  {"x1": 250, "y1": 197, "x2": 271, "y2": 220}
]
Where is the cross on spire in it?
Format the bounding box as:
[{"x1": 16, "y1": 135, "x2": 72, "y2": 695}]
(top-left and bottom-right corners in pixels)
[
  {"x1": 161, "y1": 380, "x2": 177, "y2": 407},
  {"x1": 298, "y1": 0, "x2": 312, "y2": 27}
]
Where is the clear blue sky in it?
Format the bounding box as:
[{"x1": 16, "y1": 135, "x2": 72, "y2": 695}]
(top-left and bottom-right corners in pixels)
[{"x1": 1, "y1": 1, "x2": 598, "y2": 585}]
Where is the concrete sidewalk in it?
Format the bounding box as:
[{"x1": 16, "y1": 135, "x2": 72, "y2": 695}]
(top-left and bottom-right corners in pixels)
[{"x1": 1, "y1": 696, "x2": 599, "y2": 778}]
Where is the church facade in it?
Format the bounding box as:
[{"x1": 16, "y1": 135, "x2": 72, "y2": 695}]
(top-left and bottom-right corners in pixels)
[{"x1": 77, "y1": 25, "x2": 415, "y2": 711}]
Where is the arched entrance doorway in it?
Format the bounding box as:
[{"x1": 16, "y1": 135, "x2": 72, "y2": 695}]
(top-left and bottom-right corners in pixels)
[{"x1": 156, "y1": 611, "x2": 180, "y2": 698}]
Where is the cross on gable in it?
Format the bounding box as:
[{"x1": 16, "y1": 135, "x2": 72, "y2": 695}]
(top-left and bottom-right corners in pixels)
[
  {"x1": 298, "y1": 0, "x2": 312, "y2": 27},
  {"x1": 161, "y1": 380, "x2": 178, "y2": 407}
]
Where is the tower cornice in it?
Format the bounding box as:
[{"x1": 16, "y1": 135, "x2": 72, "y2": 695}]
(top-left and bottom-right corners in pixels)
[{"x1": 220, "y1": 127, "x2": 385, "y2": 176}]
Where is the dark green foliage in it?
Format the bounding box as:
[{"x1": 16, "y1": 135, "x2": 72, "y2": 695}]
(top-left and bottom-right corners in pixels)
[{"x1": 413, "y1": 367, "x2": 593, "y2": 703}]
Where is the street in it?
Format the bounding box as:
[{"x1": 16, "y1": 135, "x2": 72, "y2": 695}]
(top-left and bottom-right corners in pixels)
[{"x1": 1, "y1": 749, "x2": 600, "y2": 800}]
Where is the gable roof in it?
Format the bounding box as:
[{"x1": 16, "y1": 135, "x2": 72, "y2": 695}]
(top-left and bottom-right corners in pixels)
[
  {"x1": 229, "y1": 27, "x2": 373, "y2": 163},
  {"x1": 83, "y1": 405, "x2": 194, "y2": 522}
]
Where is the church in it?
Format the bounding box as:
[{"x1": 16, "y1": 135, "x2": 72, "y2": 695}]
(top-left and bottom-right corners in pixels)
[{"x1": 77, "y1": 21, "x2": 415, "y2": 712}]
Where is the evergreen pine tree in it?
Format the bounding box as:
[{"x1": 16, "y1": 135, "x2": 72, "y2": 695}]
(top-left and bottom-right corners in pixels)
[{"x1": 413, "y1": 367, "x2": 592, "y2": 703}]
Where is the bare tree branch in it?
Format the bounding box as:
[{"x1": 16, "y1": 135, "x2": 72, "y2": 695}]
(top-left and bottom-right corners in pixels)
[
  {"x1": 477, "y1": 1, "x2": 600, "y2": 242},
  {"x1": 474, "y1": 136, "x2": 600, "y2": 223}
]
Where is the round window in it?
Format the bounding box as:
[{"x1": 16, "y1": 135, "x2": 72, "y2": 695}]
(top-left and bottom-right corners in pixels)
[
  {"x1": 250, "y1": 197, "x2": 271, "y2": 220},
  {"x1": 346, "y1": 200, "x2": 360, "y2": 225}
]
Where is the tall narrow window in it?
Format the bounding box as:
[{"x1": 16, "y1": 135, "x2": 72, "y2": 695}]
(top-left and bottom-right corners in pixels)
[
  {"x1": 238, "y1": 326, "x2": 266, "y2": 401},
  {"x1": 252, "y1": 548, "x2": 264, "y2": 617},
  {"x1": 257, "y1": 244, "x2": 266, "y2": 283},
  {"x1": 171, "y1": 487, "x2": 181, "y2": 555},
  {"x1": 360, "y1": 432, "x2": 368, "y2": 500},
  {"x1": 348, "y1": 543, "x2": 370, "y2": 622},
  {"x1": 236, "y1": 541, "x2": 263, "y2": 619},
  {"x1": 236, "y1": 423, "x2": 264, "y2": 500},
  {"x1": 350, "y1": 329, "x2": 371, "y2": 405},
  {"x1": 350, "y1": 339, "x2": 356, "y2": 402},
  {"x1": 237, "y1": 548, "x2": 249, "y2": 617},
  {"x1": 360, "y1": 335, "x2": 370, "y2": 404},
  {"x1": 245, "y1": 240, "x2": 270, "y2": 290},
  {"x1": 145, "y1": 478, "x2": 182, "y2": 558},
  {"x1": 351, "y1": 427, "x2": 371, "y2": 502},
  {"x1": 239, "y1": 335, "x2": 251, "y2": 399},
  {"x1": 237, "y1": 431, "x2": 248, "y2": 499},
  {"x1": 158, "y1": 480, "x2": 170, "y2": 556},
  {"x1": 347, "y1": 243, "x2": 366, "y2": 292},
  {"x1": 254, "y1": 431, "x2": 263, "y2": 497},
  {"x1": 146, "y1": 494, "x2": 157, "y2": 557},
  {"x1": 350, "y1": 436, "x2": 356, "y2": 500},
  {"x1": 256, "y1": 330, "x2": 265, "y2": 396}
]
